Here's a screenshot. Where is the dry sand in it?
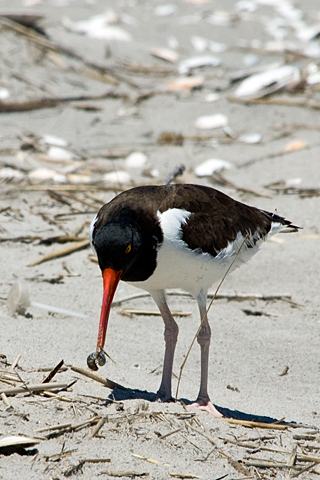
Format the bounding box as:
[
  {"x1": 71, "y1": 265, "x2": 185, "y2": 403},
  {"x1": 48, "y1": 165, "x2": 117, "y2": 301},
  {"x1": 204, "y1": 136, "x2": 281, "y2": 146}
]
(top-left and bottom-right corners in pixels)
[{"x1": 1, "y1": 0, "x2": 320, "y2": 478}]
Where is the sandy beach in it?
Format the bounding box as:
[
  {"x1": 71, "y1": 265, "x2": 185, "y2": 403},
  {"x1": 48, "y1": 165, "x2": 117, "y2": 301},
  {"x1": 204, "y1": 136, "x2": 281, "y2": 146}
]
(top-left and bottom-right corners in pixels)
[{"x1": 1, "y1": 0, "x2": 320, "y2": 478}]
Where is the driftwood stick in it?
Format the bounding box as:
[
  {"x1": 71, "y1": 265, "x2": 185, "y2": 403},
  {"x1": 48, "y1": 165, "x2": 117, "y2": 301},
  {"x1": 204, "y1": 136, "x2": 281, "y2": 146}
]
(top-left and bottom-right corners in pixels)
[
  {"x1": 71, "y1": 364, "x2": 126, "y2": 390},
  {"x1": 28, "y1": 240, "x2": 90, "y2": 266},
  {"x1": 0, "y1": 382, "x2": 70, "y2": 396},
  {"x1": 222, "y1": 418, "x2": 287, "y2": 430}
]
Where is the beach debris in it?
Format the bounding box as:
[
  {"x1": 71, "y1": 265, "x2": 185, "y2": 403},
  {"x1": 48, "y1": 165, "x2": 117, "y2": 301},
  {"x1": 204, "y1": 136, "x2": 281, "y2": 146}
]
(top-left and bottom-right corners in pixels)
[
  {"x1": 154, "y1": 4, "x2": 177, "y2": 16},
  {"x1": 28, "y1": 168, "x2": 66, "y2": 183},
  {"x1": 103, "y1": 170, "x2": 132, "y2": 185},
  {"x1": 283, "y1": 139, "x2": 307, "y2": 152},
  {"x1": 206, "y1": 10, "x2": 232, "y2": 26},
  {"x1": 165, "y1": 163, "x2": 185, "y2": 184},
  {"x1": 0, "y1": 88, "x2": 10, "y2": 100},
  {"x1": 190, "y1": 36, "x2": 227, "y2": 53},
  {"x1": 151, "y1": 48, "x2": 179, "y2": 63},
  {"x1": 165, "y1": 76, "x2": 204, "y2": 91},
  {"x1": 194, "y1": 113, "x2": 228, "y2": 129},
  {"x1": 62, "y1": 12, "x2": 132, "y2": 41},
  {"x1": 204, "y1": 92, "x2": 220, "y2": 102},
  {"x1": 0, "y1": 382, "x2": 71, "y2": 396},
  {"x1": 194, "y1": 159, "x2": 232, "y2": 177},
  {"x1": 118, "y1": 308, "x2": 191, "y2": 317},
  {"x1": 157, "y1": 132, "x2": 184, "y2": 145},
  {"x1": 87, "y1": 351, "x2": 107, "y2": 371},
  {"x1": 125, "y1": 152, "x2": 147, "y2": 169},
  {"x1": 238, "y1": 133, "x2": 262, "y2": 144},
  {"x1": 7, "y1": 281, "x2": 87, "y2": 318},
  {"x1": 234, "y1": 65, "x2": 301, "y2": 99},
  {"x1": 0, "y1": 167, "x2": 24, "y2": 180},
  {"x1": 40, "y1": 134, "x2": 68, "y2": 147},
  {"x1": 46, "y1": 146, "x2": 74, "y2": 160},
  {"x1": 178, "y1": 55, "x2": 221, "y2": 74},
  {"x1": 71, "y1": 364, "x2": 126, "y2": 390},
  {"x1": 27, "y1": 239, "x2": 90, "y2": 266},
  {"x1": 0, "y1": 436, "x2": 40, "y2": 451}
]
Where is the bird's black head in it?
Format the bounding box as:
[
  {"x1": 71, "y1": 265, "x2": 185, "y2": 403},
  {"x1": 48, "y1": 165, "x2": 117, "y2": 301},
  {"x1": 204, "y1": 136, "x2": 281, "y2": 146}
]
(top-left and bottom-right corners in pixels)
[
  {"x1": 92, "y1": 218, "x2": 141, "y2": 272},
  {"x1": 91, "y1": 213, "x2": 162, "y2": 282}
]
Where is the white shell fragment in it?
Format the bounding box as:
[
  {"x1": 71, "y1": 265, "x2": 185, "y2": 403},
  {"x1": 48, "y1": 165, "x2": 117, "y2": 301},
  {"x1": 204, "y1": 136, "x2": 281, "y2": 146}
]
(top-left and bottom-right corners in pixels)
[
  {"x1": 0, "y1": 167, "x2": 24, "y2": 180},
  {"x1": 103, "y1": 171, "x2": 131, "y2": 185},
  {"x1": 40, "y1": 134, "x2": 68, "y2": 147},
  {"x1": 166, "y1": 76, "x2": 204, "y2": 92},
  {"x1": 194, "y1": 113, "x2": 228, "y2": 130},
  {"x1": 234, "y1": 65, "x2": 301, "y2": 99},
  {"x1": 125, "y1": 152, "x2": 147, "y2": 168},
  {"x1": 0, "y1": 88, "x2": 10, "y2": 100},
  {"x1": 154, "y1": 4, "x2": 177, "y2": 16},
  {"x1": 28, "y1": 168, "x2": 66, "y2": 183},
  {"x1": 194, "y1": 159, "x2": 232, "y2": 177},
  {"x1": 62, "y1": 14, "x2": 131, "y2": 41},
  {"x1": 239, "y1": 133, "x2": 262, "y2": 144},
  {"x1": 151, "y1": 48, "x2": 179, "y2": 63},
  {"x1": 206, "y1": 11, "x2": 231, "y2": 27},
  {"x1": 47, "y1": 146, "x2": 74, "y2": 160},
  {"x1": 0, "y1": 436, "x2": 40, "y2": 450},
  {"x1": 178, "y1": 55, "x2": 221, "y2": 75}
]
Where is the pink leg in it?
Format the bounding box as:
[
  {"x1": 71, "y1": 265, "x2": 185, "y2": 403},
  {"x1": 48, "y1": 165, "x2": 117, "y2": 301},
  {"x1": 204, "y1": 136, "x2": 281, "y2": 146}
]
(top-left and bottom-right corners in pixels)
[
  {"x1": 152, "y1": 291, "x2": 179, "y2": 402},
  {"x1": 190, "y1": 291, "x2": 222, "y2": 417}
]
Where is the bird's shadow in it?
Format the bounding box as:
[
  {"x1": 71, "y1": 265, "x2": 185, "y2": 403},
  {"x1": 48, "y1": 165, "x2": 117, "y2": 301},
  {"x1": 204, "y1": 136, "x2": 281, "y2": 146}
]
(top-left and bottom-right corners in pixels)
[{"x1": 105, "y1": 386, "x2": 284, "y2": 424}]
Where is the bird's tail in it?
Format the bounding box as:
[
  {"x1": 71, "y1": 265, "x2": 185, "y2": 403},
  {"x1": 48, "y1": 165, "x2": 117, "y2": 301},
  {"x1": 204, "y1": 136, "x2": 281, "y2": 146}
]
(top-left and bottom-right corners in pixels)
[{"x1": 262, "y1": 210, "x2": 301, "y2": 234}]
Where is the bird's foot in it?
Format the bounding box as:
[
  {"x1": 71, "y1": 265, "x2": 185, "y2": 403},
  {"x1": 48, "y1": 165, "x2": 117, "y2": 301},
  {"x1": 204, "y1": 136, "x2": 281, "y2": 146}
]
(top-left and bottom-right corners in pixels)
[
  {"x1": 156, "y1": 389, "x2": 174, "y2": 403},
  {"x1": 189, "y1": 397, "x2": 223, "y2": 417}
]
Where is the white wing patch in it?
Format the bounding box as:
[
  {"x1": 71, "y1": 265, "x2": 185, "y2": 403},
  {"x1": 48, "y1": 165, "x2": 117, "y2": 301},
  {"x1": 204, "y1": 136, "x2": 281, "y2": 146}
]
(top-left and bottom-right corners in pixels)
[{"x1": 157, "y1": 208, "x2": 191, "y2": 243}]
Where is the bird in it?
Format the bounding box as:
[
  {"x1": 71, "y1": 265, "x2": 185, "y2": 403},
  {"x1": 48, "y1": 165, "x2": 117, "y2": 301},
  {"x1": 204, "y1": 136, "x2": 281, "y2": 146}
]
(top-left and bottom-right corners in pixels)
[{"x1": 88, "y1": 183, "x2": 299, "y2": 416}]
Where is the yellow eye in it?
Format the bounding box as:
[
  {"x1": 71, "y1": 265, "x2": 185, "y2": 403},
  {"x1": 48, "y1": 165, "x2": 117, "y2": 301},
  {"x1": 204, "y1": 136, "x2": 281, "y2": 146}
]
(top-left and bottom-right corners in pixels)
[{"x1": 125, "y1": 244, "x2": 132, "y2": 254}]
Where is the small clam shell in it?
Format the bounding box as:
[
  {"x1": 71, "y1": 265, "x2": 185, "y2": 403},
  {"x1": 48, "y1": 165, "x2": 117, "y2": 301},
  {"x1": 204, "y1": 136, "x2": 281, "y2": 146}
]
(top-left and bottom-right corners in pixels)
[
  {"x1": 87, "y1": 351, "x2": 106, "y2": 371},
  {"x1": 234, "y1": 65, "x2": 301, "y2": 99},
  {"x1": 195, "y1": 158, "x2": 232, "y2": 177},
  {"x1": 0, "y1": 436, "x2": 39, "y2": 449},
  {"x1": 28, "y1": 168, "x2": 66, "y2": 183},
  {"x1": 125, "y1": 152, "x2": 147, "y2": 168},
  {"x1": 194, "y1": 113, "x2": 228, "y2": 130},
  {"x1": 166, "y1": 76, "x2": 204, "y2": 92},
  {"x1": 178, "y1": 55, "x2": 221, "y2": 74},
  {"x1": 151, "y1": 48, "x2": 178, "y2": 63},
  {"x1": 103, "y1": 171, "x2": 131, "y2": 185},
  {"x1": 47, "y1": 146, "x2": 74, "y2": 160}
]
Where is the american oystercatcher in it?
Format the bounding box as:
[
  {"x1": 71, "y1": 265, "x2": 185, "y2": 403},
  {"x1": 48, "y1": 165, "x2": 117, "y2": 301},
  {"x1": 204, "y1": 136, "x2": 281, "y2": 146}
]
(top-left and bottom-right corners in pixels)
[{"x1": 88, "y1": 184, "x2": 299, "y2": 416}]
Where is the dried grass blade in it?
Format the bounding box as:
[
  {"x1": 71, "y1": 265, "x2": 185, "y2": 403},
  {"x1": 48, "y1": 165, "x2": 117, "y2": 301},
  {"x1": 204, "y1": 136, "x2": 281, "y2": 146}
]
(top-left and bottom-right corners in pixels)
[
  {"x1": 28, "y1": 240, "x2": 90, "y2": 266},
  {"x1": 222, "y1": 418, "x2": 287, "y2": 430}
]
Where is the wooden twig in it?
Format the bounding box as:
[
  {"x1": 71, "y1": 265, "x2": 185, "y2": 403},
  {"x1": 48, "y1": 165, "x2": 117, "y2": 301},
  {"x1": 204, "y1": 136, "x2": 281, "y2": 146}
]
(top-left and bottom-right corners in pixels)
[
  {"x1": 118, "y1": 308, "x2": 191, "y2": 317},
  {"x1": 222, "y1": 418, "x2": 287, "y2": 430},
  {"x1": 71, "y1": 364, "x2": 126, "y2": 390},
  {"x1": 42, "y1": 360, "x2": 64, "y2": 383},
  {"x1": 87, "y1": 417, "x2": 106, "y2": 440},
  {"x1": 0, "y1": 382, "x2": 70, "y2": 396},
  {"x1": 35, "y1": 415, "x2": 100, "y2": 433},
  {"x1": 1, "y1": 392, "x2": 10, "y2": 407},
  {"x1": 11, "y1": 354, "x2": 21, "y2": 369},
  {"x1": 111, "y1": 290, "x2": 294, "y2": 307},
  {"x1": 229, "y1": 95, "x2": 320, "y2": 110},
  {"x1": 0, "y1": 91, "x2": 128, "y2": 113},
  {"x1": 28, "y1": 240, "x2": 90, "y2": 266}
]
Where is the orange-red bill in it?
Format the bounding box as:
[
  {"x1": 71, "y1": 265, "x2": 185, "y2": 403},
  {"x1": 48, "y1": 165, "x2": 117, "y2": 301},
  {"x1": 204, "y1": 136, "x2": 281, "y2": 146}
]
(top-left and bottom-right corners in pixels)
[{"x1": 96, "y1": 268, "x2": 122, "y2": 351}]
